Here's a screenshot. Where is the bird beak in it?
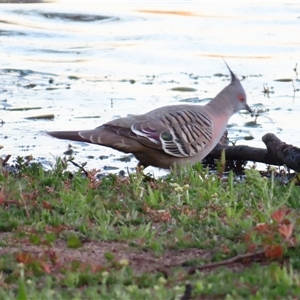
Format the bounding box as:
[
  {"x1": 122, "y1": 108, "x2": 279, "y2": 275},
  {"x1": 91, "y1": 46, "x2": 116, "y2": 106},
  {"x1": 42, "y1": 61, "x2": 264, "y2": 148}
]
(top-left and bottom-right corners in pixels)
[{"x1": 245, "y1": 104, "x2": 252, "y2": 114}]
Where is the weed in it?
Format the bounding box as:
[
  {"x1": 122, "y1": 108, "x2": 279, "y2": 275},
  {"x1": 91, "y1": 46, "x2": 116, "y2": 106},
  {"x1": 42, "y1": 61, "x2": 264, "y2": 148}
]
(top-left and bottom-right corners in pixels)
[{"x1": 0, "y1": 157, "x2": 299, "y2": 298}]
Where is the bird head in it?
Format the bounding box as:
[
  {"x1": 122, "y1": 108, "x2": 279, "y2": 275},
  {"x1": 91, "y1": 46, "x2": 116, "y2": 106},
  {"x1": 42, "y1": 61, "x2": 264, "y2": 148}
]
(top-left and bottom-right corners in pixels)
[{"x1": 224, "y1": 62, "x2": 252, "y2": 114}]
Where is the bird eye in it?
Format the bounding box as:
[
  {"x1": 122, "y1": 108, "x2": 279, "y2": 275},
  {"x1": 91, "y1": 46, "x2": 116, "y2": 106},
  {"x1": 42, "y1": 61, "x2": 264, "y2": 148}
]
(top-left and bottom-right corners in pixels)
[{"x1": 238, "y1": 94, "x2": 244, "y2": 102}]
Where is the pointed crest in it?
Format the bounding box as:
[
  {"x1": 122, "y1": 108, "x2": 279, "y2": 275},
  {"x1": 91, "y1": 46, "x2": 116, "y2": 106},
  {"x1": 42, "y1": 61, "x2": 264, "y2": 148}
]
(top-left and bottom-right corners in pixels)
[{"x1": 223, "y1": 60, "x2": 237, "y2": 83}]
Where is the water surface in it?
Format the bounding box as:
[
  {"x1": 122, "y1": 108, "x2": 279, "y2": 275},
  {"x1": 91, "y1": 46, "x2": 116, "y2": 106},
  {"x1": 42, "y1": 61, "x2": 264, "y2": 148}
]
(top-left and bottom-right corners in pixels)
[{"x1": 0, "y1": 2, "x2": 299, "y2": 174}]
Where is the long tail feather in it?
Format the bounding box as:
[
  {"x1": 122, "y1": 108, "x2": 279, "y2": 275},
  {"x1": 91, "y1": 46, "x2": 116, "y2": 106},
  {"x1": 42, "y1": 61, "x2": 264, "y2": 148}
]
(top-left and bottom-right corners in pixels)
[{"x1": 46, "y1": 131, "x2": 90, "y2": 143}]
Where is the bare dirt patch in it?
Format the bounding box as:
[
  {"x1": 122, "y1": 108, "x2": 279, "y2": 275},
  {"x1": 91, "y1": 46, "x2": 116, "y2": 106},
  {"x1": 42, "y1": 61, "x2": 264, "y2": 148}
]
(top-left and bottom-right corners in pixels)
[{"x1": 0, "y1": 236, "x2": 212, "y2": 274}]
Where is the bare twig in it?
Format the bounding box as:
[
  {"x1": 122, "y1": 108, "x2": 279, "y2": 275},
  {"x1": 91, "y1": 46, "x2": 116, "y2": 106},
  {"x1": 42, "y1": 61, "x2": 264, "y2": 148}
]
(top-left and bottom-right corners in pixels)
[
  {"x1": 68, "y1": 159, "x2": 89, "y2": 177},
  {"x1": 2, "y1": 154, "x2": 11, "y2": 166},
  {"x1": 187, "y1": 250, "x2": 266, "y2": 275},
  {"x1": 293, "y1": 63, "x2": 298, "y2": 77}
]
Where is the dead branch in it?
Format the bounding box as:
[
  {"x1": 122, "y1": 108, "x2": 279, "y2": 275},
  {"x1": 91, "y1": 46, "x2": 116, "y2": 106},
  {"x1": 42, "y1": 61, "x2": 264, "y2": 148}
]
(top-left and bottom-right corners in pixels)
[
  {"x1": 207, "y1": 133, "x2": 300, "y2": 172},
  {"x1": 187, "y1": 250, "x2": 266, "y2": 274}
]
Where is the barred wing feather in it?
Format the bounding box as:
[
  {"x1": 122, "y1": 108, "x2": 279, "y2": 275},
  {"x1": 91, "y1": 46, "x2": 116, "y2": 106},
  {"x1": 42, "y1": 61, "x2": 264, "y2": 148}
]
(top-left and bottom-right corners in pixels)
[{"x1": 131, "y1": 110, "x2": 213, "y2": 158}]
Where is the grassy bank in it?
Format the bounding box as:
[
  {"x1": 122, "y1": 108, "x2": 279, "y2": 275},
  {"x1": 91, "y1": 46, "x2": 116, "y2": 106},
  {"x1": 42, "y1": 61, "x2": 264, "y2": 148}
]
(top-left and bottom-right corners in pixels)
[{"x1": 0, "y1": 157, "x2": 299, "y2": 299}]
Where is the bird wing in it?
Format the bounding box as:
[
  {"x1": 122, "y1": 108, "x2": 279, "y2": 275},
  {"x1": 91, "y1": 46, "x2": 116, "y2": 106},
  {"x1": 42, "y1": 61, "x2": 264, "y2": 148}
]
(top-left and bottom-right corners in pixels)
[{"x1": 104, "y1": 109, "x2": 213, "y2": 158}]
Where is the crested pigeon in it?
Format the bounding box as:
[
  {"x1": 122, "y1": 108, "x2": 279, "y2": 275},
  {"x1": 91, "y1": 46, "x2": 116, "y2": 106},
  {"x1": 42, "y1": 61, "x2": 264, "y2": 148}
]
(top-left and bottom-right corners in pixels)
[{"x1": 46, "y1": 64, "x2": 251, "y2": 169}]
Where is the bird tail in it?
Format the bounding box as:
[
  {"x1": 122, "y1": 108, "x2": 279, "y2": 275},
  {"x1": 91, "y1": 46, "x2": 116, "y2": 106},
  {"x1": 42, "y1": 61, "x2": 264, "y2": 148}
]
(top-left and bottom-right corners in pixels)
[
  {"x1": 46, "y1": 128, "x2": 143, "y2": 154},
  {"x1": 46, "y1": 131, "x2": 91, "y2": 143}
]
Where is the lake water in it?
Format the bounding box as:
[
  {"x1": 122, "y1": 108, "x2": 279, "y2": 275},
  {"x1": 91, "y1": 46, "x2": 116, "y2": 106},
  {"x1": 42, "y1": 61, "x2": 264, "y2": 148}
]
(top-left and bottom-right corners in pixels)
[{"x1": 0, "y1": 2, "x2": 299, "y2": 175}]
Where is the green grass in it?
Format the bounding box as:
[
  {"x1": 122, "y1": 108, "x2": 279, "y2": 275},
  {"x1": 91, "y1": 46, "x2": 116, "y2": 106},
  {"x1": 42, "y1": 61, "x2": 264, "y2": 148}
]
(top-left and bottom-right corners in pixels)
[{"x1": 0, "y1": 157, "x2": 300, "y2": 299}]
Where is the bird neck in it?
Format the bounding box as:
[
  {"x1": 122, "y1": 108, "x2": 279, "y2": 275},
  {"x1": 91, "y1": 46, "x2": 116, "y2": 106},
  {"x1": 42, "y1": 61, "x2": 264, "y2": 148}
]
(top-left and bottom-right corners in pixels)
[
  {"x1": 204, "y1": 101, "x2": 232, "y2": 145},
  {"x1": 205, "y1": 95, "x2": 235, "y2": 119}
]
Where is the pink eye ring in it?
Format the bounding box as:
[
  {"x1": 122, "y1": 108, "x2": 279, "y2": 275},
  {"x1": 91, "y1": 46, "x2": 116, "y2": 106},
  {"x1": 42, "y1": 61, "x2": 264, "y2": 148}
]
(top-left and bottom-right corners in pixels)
[{"x1": 238, "y1": 94, "x2": 245, "y2": 102}]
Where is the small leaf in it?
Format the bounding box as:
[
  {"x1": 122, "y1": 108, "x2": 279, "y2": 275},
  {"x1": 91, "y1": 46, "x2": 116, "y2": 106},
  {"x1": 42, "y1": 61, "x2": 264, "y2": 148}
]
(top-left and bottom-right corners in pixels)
[
  {"x1": 16, "y1": 253, "x2": 32, "y2": 264},
  {"x1": 17, "y1": 276, "x2": 27, "y2": 300},
  {"x1": 279, "y1": 223, "x2": 294, "y2": 240},
  {"x1": 220, "y1": 149, "x2": 226, "y2": 166},
  {"x1": 42, "y1": 201, "x2": 52, "y2": 210},
  {"x1": 254, "y1": 223, "x2": 268, "y2": 233},
  {"x1": 104, "y1": 252, "x2": 115, "y2": 262},
  {"x1": 40, "y1": 260, "x2": 51, "y2": 274},
  {"x1": 67, "y1": 235, "x2": 82, "y2": 249},
  {"x1": 29, "y1": 234, "x2": 41, "y2": 245},
  {"x1": 265, "y1": 244, "x2": 284, "y2": 259},
  {"x1": 221, "y1": 244, "x2": 230, "y2": 254},
  {"x1": 271, "y1": 209, "x2": 287, "y2": 222}
]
